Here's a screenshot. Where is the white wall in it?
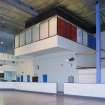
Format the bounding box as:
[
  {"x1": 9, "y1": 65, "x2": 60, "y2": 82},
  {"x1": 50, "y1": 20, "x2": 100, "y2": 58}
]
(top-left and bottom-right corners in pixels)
[
  {"x1": 76, "y1": 54, "x2": 96, "y2": 68},
  {"x1": 14, "y1": 33, "x2": 98, "y2": 89},
  {"x1": 74, "y1": 31, "x2": 105, "y2": 84},
  {"x1": 15, "y1": 50, "x2": 96, "y2": 90},
  {"x1": 33, "y1": 51, "x2": 77, "y2": 92},
  {"x1": 75, "y1": 52, "x2": 96, "y2": 84},
  {"x1": 0, "y1": 82, "x2": 57, "y2": 94},
  {"x1": 15, "y1": 36, "x2": 58, "y2": 56},
  {"x1": 64, "y1": 83, "x2": 105, "y2": 98},
  {"x1": 16, "y1": 57, "x2": 33, "y2": 82},
  {"x1": 78, "y1": 69, "x2": 96, "y2": 83}
]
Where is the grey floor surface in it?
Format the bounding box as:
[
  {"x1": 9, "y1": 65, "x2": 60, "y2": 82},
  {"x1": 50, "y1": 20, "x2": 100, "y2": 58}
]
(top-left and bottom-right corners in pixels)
[{"x1": 0, "y1": 91, "x2": 105, "y2": 105}]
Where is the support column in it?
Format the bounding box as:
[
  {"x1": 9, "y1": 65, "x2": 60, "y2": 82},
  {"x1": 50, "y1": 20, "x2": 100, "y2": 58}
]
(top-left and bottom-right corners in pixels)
[{"x1": 96, "y1": 0, "x2": 101, "y2": 83}]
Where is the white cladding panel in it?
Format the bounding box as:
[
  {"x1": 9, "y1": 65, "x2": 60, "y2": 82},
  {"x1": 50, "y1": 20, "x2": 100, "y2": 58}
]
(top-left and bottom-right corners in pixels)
[
  {"x1": 64, "y1": 83, "x2": 105, "y2": 98},
  {"x1": 0, "y1": 82, "x2": 57, "y2": 94},
  {"x1": 32, "y1": 24, "x2": 40, "y2": 42},
  {"x1": 77, "y1": 27, "x2": 83, "y2": 44},
  {"x1": 101, "y1": 68, "x2": 105, "y2": 83},
  {"x1": 15, "y1": 35, "x2": 19, "y2": 48},
  {"x1": 83, "y1": 31, "x2": 88, "y2": 46},
  {"x1": 19, "y1": 31, "x2": 25, "y2": 46},
  {"x1": 49, "y1": 16, "x2": 57, "y2": 37},
  {"x1": 78, "y1": 69, "x2": 96, "y2": 83},
  {"x1": 40, "y1": 20, "x2": 48, "y2": 39},
  {"x1": 26, "y1": 28, "x2": 32, "y2": 44}
]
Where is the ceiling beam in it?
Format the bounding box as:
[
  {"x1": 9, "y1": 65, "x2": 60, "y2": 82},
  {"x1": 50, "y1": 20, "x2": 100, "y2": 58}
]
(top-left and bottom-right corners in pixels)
[
  {"x1": 0, "y1": 0, "x2": 38, "y2": 17},
  {"x1": 0, "y1": 14, "x2": 24, "y2": 28}
]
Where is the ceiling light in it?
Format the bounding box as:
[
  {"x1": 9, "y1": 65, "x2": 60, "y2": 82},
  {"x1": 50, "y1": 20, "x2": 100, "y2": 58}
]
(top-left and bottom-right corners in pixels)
[{"x1": 0, "y1": 41, "x2": 4, "y2": 45}]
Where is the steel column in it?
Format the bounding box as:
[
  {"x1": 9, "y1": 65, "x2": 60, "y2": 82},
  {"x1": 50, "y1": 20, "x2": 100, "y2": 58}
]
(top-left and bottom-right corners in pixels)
[{"x1": 96, "y1": 0, "x2": 101, "y2": 83}]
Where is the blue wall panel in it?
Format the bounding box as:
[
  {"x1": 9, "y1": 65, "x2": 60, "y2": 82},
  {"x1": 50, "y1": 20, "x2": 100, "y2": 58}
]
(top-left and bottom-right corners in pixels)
[
  {"x1": 88, "y1": 35, "x2": 96, "y2": 50},
  {"x1": 43, "y1": 74, "x2": 48, "y2": 82}
]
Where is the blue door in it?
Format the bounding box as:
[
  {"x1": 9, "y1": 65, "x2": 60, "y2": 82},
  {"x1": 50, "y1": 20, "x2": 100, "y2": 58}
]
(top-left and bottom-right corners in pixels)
[
  {"x1": 27, "y1": 75, "x2": 30, "y2": 82},
  {"x1": 21, "y1": 75, "x2": 23, "y2": 82},
  {"x1": 16, "y1": 76, "x2": 20, "y2": 82},
  {"x1": 43, "y1": 74, "x2": 48, "y2": 82}
]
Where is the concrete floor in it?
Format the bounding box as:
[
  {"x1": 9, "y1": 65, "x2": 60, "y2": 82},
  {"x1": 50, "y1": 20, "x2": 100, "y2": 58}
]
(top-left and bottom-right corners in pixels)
[{"x1": 0, "y1": 91, "x2": 105, "y2": 105}]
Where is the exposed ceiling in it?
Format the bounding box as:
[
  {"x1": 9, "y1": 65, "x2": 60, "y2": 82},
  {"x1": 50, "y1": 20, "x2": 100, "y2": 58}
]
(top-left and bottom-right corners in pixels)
[
  {"x1": 0, "y1": 0, "x2": 104, "y2": 34},
  {"x1": 0, "y1": 31, "x2": 14, "y2": 54}
]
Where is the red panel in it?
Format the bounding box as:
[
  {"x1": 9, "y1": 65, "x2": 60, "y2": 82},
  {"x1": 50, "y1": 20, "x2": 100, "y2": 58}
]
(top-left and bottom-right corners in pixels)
[
  {"x1": 57, "y1": 17, "x2": 77, "y2": 42},
  {"x1": 71, "y1": 25, "x2": 77, "y2": 42},
  {"x1": 57, "y1": 17, "x2": 65, "y2": 37},
  {"x1": 66, "y1": 22, "x2": 77, "y2": 42},
  {"x1": 66, "y1": 22, "x2": 72, "y2": 40}
]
